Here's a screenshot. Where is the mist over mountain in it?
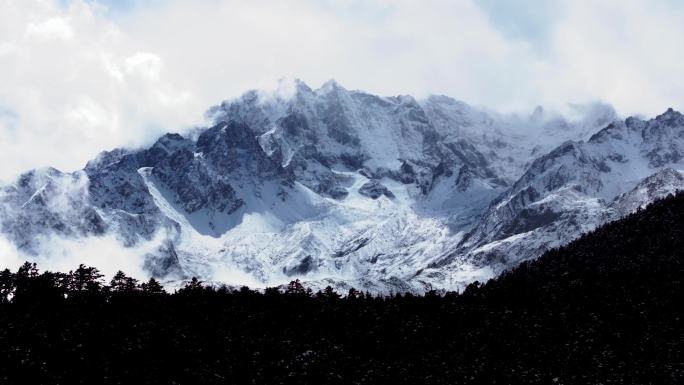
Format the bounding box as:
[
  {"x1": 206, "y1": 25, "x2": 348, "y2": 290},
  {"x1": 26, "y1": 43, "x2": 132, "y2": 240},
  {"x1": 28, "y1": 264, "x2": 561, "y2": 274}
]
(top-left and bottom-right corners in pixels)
[{"x1": 1, "y1": 80, "x2": 682, "y2": 292}]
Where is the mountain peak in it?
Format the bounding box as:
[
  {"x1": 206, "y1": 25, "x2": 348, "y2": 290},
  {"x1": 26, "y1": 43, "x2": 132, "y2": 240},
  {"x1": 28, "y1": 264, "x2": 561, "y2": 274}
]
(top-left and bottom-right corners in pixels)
[
  {"x1": 292, "y1": 78, "x2": 313, "y2": 93},
  {"x1": 655, "y1": 107, "x2": 683, "y2": 125},
  {"x1": 318, "y1": 78, "x2": 344, "y2": 93}
]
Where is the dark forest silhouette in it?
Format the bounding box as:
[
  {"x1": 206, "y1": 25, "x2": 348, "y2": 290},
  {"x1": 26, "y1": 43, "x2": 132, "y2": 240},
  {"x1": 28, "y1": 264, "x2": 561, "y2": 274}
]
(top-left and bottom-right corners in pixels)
[{"x1": 1, "y1": 193, "x2": 683, "y2": 384}]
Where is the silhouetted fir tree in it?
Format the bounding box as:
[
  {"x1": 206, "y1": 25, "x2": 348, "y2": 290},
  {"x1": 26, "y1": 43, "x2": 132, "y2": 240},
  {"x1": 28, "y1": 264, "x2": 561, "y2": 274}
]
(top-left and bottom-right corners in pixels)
[
  {"x1": 286, "y1": 279, "x2": 306, "y2": 295},
  {"x1": 110, "y1": 271, "x2": 139, "y2": 293},
  {"x1": 181, "y1": 277, "x2": 203, "y2": 292},
  {"x1": 68, "y1": 264, "x2": 104, "y2": 293},
  {"x1": 13, "y1": 262, "x2": 40, "y2": 302},
  {"x1": 0, "y1": 268, "x2": 14, "y2": 304},
  {"x1": 318, "y1": 285, "x2": 340, "y2": 300},
  {"x1": 140, "y1": 277, "x2": 165, "y2": 295}
]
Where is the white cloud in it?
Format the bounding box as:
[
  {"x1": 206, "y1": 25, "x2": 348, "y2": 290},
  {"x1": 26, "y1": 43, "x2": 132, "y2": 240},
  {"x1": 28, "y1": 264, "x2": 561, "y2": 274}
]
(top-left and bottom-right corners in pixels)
[
  {"x1": 26, "y1": 17, "x2": 75, "y2": 41},
  {"x1": 0, "y1": 230, "x2": 170, "y2": 281},
  {"x1": 537, "y1": 0, "x2": 684, "y2": 116},
  {"x1": 123, "y1": 52, "x2": 163, "y2": 82},
  {"x1": 26, "y1": 231, "x2": 169, "y2": 280},
  {"x1": 0, "y1": 0, "x2": 200, "y2": 182},
  {"x1": 0, "y1": 0, "x2": 682, "y2": 182},
  {"x1": 0, "y1": 234, "x2": 24, "y2": 272}
]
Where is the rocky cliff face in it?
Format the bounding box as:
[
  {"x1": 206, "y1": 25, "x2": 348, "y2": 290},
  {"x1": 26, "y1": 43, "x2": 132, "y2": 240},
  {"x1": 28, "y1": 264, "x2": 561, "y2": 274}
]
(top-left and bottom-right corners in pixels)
[{"x1": 2, "y1": 80, "x2": 679, "y2": 292}]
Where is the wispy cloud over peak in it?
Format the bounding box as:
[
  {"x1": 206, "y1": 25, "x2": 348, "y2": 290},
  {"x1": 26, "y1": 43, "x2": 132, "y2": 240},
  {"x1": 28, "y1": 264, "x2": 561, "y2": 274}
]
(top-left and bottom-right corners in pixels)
[{"x1": 0, "y1": 0, "x2": 682, "y2": 181}]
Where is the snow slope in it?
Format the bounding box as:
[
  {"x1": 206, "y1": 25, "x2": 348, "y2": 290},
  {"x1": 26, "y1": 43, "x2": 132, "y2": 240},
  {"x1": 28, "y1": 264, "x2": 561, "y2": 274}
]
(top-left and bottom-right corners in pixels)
[
  {"x1": 420, "y1": 109, "x2": 684, "y2": 289},
  {"x1": 1, "y1": 80, "x2": 679, "y2": 292}
]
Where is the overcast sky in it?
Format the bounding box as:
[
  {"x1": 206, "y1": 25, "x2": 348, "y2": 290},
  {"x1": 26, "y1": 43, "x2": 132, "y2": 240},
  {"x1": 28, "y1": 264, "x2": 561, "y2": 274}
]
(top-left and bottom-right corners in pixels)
[{"x1": 0, "y1": 0, "x2": 683, "y2": 181}]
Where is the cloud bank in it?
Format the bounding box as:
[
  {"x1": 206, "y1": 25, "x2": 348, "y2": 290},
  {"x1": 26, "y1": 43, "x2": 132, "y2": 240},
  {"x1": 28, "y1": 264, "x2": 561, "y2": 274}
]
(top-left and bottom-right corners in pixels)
[
  {"x1": 0, "y1": 0, "x2": 683, "y2": 181},
  {"x1": 0, "y1": 229, "x2": 173, "y2": 281}
]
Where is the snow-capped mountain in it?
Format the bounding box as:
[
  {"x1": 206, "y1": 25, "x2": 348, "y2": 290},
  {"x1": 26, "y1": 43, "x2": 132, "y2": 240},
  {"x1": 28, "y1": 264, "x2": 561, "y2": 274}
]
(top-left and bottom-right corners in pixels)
[
  {"x1": 0, "y1": 80, "x2": 680, "y2": 292},
  {"x1": 420, "y1": 109, "x2": 684, "y2": 287}
]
